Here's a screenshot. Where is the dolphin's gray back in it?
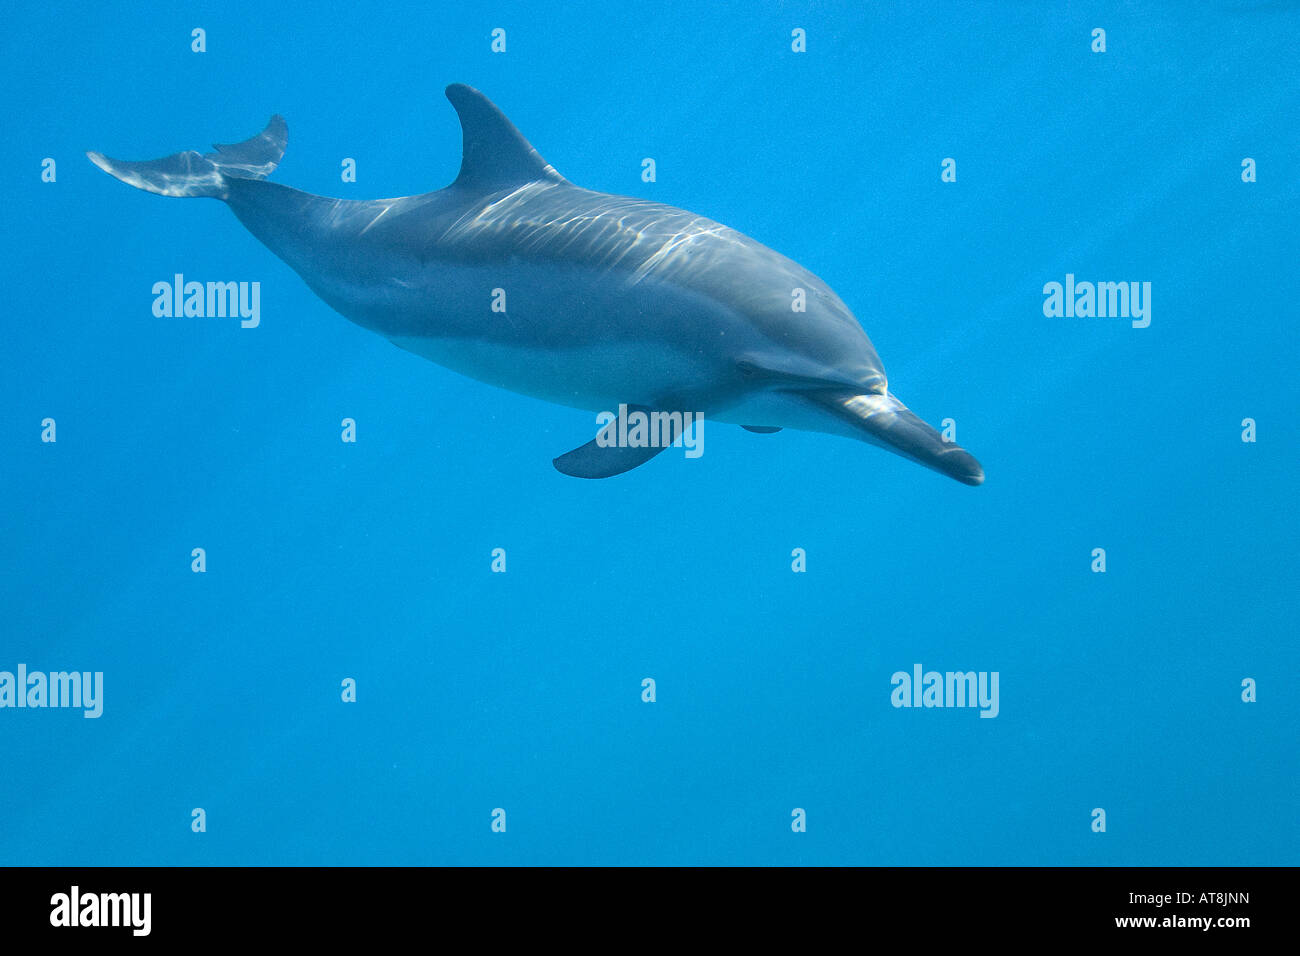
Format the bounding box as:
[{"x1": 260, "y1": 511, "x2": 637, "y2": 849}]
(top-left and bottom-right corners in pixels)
[{"x1": 224, "y1": 173, "x2": 885, "y2": 394}]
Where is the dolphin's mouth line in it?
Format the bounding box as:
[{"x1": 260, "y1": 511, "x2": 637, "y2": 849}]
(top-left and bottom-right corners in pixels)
[{"x1": 798, "y1": 388, "x2": 985, "y2": 486}]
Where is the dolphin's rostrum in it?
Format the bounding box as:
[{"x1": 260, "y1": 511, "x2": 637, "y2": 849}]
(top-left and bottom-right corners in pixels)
[{"x1": 88, "y1": 84, "x2": 984, "y2": 485}]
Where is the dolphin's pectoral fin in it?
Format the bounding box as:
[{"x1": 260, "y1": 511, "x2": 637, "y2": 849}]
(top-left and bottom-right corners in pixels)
[
  {"x1": 741, "y1": 425, "x2": 783, "y2": 434},
  {"x1": 553, "y1": 404, "x2": 675, "y2": 479},
  {"x1": 553, "y1": 439, "x2": 670, "y2": 479}
]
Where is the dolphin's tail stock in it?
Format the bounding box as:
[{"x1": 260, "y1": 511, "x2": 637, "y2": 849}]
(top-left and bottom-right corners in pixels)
[
  {"x1": 86, "y1": 115, "x2": 287, "y2": 199},
  {"x1": 805, "y1": 389, "x2": 985, "y2": 486}
]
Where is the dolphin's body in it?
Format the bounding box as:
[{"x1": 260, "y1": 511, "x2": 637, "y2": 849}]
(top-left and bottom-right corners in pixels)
[{"x1": 89, "y1": 84, "x2": 983, "y2": 484}]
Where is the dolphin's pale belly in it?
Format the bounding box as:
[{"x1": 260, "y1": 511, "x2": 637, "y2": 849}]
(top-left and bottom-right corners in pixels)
[
  {"x1": 387, "y1": 333, "x2": 711, "y2": 413},
  {"x1": 341, "y1": 256, "x2": 755, "y2": 415}
]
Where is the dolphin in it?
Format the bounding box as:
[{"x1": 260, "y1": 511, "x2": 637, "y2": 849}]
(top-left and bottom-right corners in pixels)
[{"x1": 88, "y1": 84, "x2": 983, "y2": 485}]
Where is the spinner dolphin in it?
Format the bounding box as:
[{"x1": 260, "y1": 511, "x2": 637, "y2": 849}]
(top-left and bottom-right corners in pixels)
[{"x1": 88, "y1": 84, "x2": 984, "y2": 485}]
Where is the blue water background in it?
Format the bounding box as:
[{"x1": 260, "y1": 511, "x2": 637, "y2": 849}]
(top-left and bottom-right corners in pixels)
[{"x1": 1, "y1": 1, "x2": 1296, "y2": 864}]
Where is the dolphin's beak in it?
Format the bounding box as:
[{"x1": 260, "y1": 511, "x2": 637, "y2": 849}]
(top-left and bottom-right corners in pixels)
[{"x1": 805, "y1": 389, "x2": 985, "y2": 486}]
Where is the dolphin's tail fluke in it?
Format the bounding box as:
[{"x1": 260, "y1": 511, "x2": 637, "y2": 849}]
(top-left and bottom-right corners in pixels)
[
  {"x1": 86, "y1": 115, "x2": 287, "y2": 199},
  {"x1": 806, "y1": 389, "x2": 985, "y2": 486}
]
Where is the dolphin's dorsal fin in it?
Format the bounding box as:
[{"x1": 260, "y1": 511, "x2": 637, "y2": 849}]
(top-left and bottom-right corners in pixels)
[{"x1": 445, "y1": 84, "x2": 566, "y2": 192}]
